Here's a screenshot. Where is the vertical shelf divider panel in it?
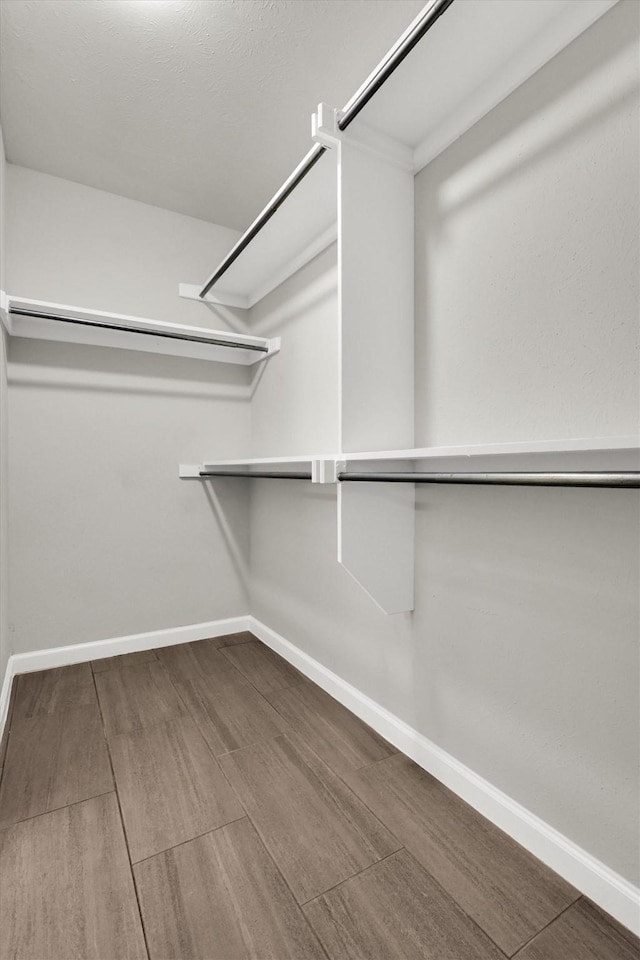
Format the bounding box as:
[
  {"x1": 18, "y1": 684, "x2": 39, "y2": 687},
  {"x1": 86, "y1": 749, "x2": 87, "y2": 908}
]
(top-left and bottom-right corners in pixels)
[{"x1": 336, "y1": 127, "x2": 416, "y2": 614}]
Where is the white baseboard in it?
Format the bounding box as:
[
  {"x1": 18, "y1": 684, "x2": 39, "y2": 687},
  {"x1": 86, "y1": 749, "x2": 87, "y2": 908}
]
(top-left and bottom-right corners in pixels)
[
  {"x1": 248, "y1": 615, "x2": 640, "y2": 937},
  {"x1": 0, "y1": 615, "x2": 250, "y2": 741}
]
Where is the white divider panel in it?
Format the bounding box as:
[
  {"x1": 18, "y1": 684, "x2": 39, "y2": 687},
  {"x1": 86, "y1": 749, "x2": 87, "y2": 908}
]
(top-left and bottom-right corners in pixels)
[
  {"x1": 337, "y1": 137, "x2": 415, "y2": 613},
  {"x1": 338, "y1": 480, "x2": 415, "y2": 615},
  {"x1": 338, "y1": 139, "x2": 414, "y2": 452}
]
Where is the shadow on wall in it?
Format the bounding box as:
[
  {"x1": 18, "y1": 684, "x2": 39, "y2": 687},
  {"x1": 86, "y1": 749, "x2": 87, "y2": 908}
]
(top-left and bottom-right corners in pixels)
[
  {"x1": 248, "y1": 244, "x2": 338, "y2": 339},
  {"x1": 436, "y1": 3, "x2": 639, "y2": 217},
  {"x1": 7, "y1": 336, "x2": 252, "y2": 402},
  {"x1": 415, "y1": 0, "x2": 639, "y2": 447},
  {"x1": 200, "y1": 478, "x2": 250, "y2": 588}
]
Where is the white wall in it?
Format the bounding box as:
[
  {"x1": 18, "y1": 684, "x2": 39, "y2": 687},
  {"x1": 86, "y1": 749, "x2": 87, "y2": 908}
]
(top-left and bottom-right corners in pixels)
[
  {"x1": 414, "y1": 0, "x2": 639, "y2": 446},
  {"x1": 250, "y1": 0, "x2": 640, "y2": 888},
  {"x1": 0, "y1": 124, "x2": 9, "y2": 687},
  {"x1": 5, "y1": 167, "x2": 252, "y2": 653}
]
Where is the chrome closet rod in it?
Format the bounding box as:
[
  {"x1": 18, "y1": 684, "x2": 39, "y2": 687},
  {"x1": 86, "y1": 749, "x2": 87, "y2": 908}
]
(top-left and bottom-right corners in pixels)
[
  {"x1": 338, "y1": 472, "x2": 640, "y2": 488},
  {"x1": 197, "y1": 470, "x2": 639, "y2": 487},
  {"x1": 198, "y1": 144, "x2": 327, "y2": 299},
  {"x1": 8, "y1": 308, "x2": 269, "y2": 353},
  {"x1": 338, "y1": 0, "x2": 455, "y2": 130},
  {"x1": 198, "y1": 0, "x2": 454, "y2": 299}
]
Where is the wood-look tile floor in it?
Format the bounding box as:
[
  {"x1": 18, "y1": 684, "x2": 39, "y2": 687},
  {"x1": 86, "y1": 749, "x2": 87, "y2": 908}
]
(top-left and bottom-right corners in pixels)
[{"x1": 0, "y1": 633, "x2": 637, "y2": 960}]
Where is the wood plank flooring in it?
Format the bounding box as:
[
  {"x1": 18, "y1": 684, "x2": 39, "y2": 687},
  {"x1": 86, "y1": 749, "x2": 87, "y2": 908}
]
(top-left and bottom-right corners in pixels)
[{"x1": 0, "y1": 632, "x2": 637, "y2": 960}]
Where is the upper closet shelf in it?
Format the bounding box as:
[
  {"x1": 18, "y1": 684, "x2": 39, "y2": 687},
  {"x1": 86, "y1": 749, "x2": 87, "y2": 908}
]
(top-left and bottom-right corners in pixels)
[
  {"x1": 0, "y1": 294, "x2": 279, "y2": 366},
  {"x1": 351, "y1": 0, "x2": 618, "y2": 172},
  {"x1": 181, "y1": 0, "x2": 617, "y2": 311},
  {"x1": 180, "y1": 436, "x2": 639, "y2": 480},
  {"x1": 180, "y1": 147, "x2": 337, "y2": 310}
]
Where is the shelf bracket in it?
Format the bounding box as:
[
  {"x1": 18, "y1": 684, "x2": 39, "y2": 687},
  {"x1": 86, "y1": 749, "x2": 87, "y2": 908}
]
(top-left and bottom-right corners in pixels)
[
  {"x1": 312, "y1": 459, "x2": 343, "y2": 484},
  {"x1": 311, "y1": 103, "x2": 341, "y2": 149}
]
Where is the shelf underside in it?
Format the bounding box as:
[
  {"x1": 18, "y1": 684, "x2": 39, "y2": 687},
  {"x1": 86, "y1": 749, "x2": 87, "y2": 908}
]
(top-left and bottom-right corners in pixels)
[
  {"x1": 349, "y1": 0, "x2": 618, "y2": 170},
  {"x1": 2, "y1": 295, "x2": 277, "y2": 366},
  {"x1": 184, "y1": 0, "x2": 617, "y2": 311},
  {"x1": 180, "y1": 437, "x2": 640, "y2": 478}
]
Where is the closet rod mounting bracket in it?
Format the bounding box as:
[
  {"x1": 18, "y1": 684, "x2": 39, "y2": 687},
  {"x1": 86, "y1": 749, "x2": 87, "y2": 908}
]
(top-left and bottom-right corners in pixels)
[
  {"x1": 311, "y1": 103, "x2": 341, "y2": 150},
  {"x1": 312, "y1": 459, "x2": 344, "y2": 484}
]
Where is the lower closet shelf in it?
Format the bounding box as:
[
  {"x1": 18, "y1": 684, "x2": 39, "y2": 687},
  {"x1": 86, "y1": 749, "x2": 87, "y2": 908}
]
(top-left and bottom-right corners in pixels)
[{"x1": 180, "y1": 437, "x2": 639, "y2": 616}]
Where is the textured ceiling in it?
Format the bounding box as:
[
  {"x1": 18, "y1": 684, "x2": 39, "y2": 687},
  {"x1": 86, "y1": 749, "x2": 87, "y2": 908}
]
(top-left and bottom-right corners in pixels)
[{"x1": 0, "y1": 0, "x2": 425, "y2": 229}]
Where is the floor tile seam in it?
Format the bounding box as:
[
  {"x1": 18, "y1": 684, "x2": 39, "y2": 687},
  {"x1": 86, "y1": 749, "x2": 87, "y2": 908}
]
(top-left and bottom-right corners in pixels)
[
  {"x1": 218, "y1": 642, "x2": 308, "y2": 699},
  {"x1": 210, "y1": 725, "x2": 297, "y2": 761},
  {"x1": 299, "y1": 847, "x2": 407, "y2": 909},
  {"x1": 90, "y1": 668, "x2": 152, "y2": 960},
  {"x1": 313, "y1": 843, "x2": 514, "y2": 960},
  {"x1": 0, "y1": 679, "x2": 18, "y2": 782},
  {"x1": 214, "y1": 734, "x2": 407, "y2": 915},
  {"x1": 579, "y1": 896, "x2": 640, "y2": 951},
  {"x1": 11, "y1": 684, "x2": 102, "y2": 728},
  {"x1": 508, "y1": 895, "x2": 585, "y2": 958},
  {"x1": 0, "y1": 788, "x2": 119, "y2": 828},
  {"x1": 0, "y1": 788, "x2": 117, "y2": 830},
  {"x1": 131, "y1": 809, "x2": 332, "y2": 960},
  {"x1": 213, "y1": 782, "x2": 360, "y2": 942},
  {"x1": 353, "y1": 748, "x2": 403, "y2": 773},
  {"x1": 151, "y1": 654, "x2": 256, "y2": 824},
  {"x1": 130, "y1": 813, "x2": 249, "y2": 867},
  {"x1": 319, "y1": 760, "x2": 518, "y2": 958},
  {"x1": 129, "y1": 653, "x2": 584, "y2": 959},
  {"x1": 96, "y1": 655, "x2": 202, "y2": 739},
  {"x1": 0, "y1": 735, "x2": 10, "y2": 795},
  {"x1": 90, "y1": 653, "x2": 160, "y2": 675}
]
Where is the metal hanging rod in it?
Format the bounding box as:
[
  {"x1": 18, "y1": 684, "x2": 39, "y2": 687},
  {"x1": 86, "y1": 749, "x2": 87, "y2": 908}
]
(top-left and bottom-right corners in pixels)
[
  {"x1": 338, "y1": 472, "x2": 640, "y2": 488},
  {"x1": 199, "y1": 470, "x2": 313, "y2": 480},
  {"x1": 196, "y1": 470, "x2": 639, "y2": 488},
  {"x1": 338, "y1": 0, "x2": 455, "y2": 131},
  {"x1": 198, "y1": 0, "x2": 454, "y2": 300},
  {"x1": 8, "y1": 308, "x2": 269, "y2": 353},
  {"x1": 198, "y1": 145, "x2": 327, "y2": 299}
]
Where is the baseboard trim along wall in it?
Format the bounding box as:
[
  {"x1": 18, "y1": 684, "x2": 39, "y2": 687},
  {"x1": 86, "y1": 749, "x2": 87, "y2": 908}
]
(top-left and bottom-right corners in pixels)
[
  {"x1": 0, "y1": 614, "x2": 251, "y2": 741},
  {"x1": 249, "y1": 616, "x2": 640, "y2": 937},
  {"x1": 0, "y1": 611, "x2": 637, "y2": 935}
]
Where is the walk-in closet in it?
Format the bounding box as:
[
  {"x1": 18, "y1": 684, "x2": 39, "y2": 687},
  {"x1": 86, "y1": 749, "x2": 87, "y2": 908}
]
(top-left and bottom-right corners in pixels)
[{"x1": 0, "y1": 1, "x2": 638, "y2": 957}]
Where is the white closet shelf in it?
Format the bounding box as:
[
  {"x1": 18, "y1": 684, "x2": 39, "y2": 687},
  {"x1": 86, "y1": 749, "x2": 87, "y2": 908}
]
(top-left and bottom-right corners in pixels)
[
  {"x1": 180, "y1": 436, "x2": 639, "y2": 480},
  {"x1": 0, "y1": 294, "x2": 279, "y2": 365},
  {"x1": 180, "y1": 0, "x2": 617, "y2": 311},
  {"x1": 180, "y1": 148, "x2": 337, "y2": 311},
  {"x1": 352, "y1": 0, "x2": 618, "y2": 172}
]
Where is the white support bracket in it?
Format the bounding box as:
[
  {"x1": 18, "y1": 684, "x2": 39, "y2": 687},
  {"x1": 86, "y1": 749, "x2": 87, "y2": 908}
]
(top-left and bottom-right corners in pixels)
[
  {"x1": 0, "y1": 291, "x2": 10, "y2": 334},
  {"x1": 311, "y1": 103, "x2": 341, "y2": 149},
  {"x1": 312, "y1": 459, "x2": 343, "y2": 484}
]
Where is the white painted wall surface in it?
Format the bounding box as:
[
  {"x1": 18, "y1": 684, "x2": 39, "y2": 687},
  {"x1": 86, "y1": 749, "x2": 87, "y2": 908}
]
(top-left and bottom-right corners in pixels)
[
  {"x1": 5, "y1": 167, "x2": 251, "y2": 653},
  {"x1": 0, "y1": 124, "x2": 9, "y2": 687},
  {"x1": 414, "y1": 0, "x2": 639, "y2": 446},
  {"x1": 250, "y1": 1, "x2": 640, "y2": 887}
]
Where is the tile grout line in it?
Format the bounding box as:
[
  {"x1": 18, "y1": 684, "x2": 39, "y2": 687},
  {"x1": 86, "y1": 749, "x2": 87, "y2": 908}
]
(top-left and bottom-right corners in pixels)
[
  {"x1": 0, "y1": 677, "x2": 19, "y2": 796},
  {"x1": 262, "y1": 709, "x2": 516, "y2": 957},
  {"x1": 91, "y1": 668, "x2": 152, "y2": 960},
  {"x1": 218, "y1": 634, "x2": 308, "y2": 699},
  {"x1": 0, "y1": 789, "x2": 116, "y2": 830},
  {"x1": 149, "y1": 646, "x2": 332, "y2": 960},
  {"x1": 509, "y1": 895, "x2": 584, "y2": 958},
  {"x1": 131, "y1": 815, "x2": 249, "y2": 867},
  {"x1": 330, "y1": 751, "x2": 581, "y2": 958},
  {"x1": 90, "y1": 650, "x2": 159, "y2": 676},
  {"x1": 167, "y1": 638, "x2": 396, "y2": 956},
  {"x1": 299, "y1": 846, "x2": 407, "y2": 907}
]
